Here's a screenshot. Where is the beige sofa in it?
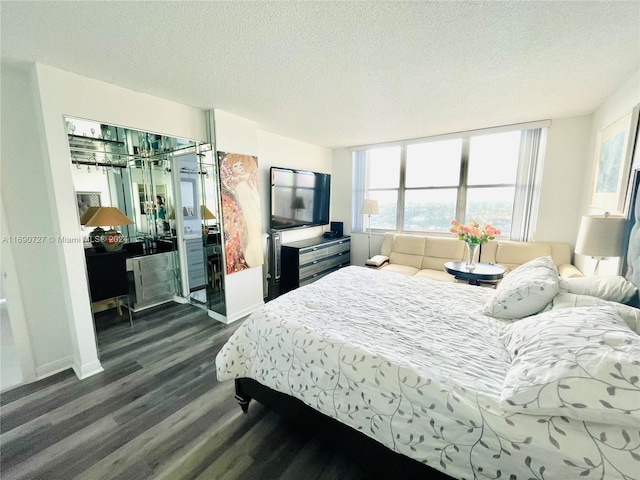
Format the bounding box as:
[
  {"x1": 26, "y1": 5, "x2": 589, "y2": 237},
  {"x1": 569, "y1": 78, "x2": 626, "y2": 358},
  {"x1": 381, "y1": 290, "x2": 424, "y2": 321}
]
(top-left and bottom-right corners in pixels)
[{"x1": 371, "y1": 233, "x2": 582, "y2": 282}]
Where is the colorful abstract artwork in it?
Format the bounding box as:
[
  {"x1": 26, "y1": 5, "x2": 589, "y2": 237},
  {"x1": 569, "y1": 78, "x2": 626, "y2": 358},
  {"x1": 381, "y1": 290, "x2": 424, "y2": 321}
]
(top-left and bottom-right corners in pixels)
[{"x1": 218, "y1": 152, "x2": 263, "y2": 274}]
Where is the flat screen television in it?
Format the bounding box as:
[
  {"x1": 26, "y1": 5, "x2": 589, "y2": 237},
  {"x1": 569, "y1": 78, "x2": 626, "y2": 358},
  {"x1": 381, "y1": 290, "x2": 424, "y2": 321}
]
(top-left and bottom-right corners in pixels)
[{"x1": 270, "y1": 166, "x2": 331, "y2": 230}]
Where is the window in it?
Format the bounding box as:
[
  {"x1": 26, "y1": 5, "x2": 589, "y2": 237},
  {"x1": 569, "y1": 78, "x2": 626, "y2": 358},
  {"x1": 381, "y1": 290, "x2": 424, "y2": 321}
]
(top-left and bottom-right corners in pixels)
[{"x1": 353, "y1": 123, "x2": 548, "y2": 241}]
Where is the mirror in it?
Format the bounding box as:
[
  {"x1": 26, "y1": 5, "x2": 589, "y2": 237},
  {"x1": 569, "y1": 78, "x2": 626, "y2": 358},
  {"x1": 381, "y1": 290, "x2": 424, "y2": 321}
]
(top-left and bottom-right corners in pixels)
[{"x1": 66, "y1": 116, "x2": 226, "y2": 321}]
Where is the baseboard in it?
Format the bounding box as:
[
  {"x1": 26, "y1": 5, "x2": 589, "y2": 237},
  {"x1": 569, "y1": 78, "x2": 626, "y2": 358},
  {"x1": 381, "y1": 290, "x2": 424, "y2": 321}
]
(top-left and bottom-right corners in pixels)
[
  {"x1": 72, "y1": 357, "x2": 104, "y2": 379},
  {"x1": 35, "y1": 356, "x2": 74, "y2": 379},
  {"x1": 224, "y1": 300, "x2": 263, "y2": 324},
  {"x1": 172, "y1": 295, "x2": 189, "y2": 304}
]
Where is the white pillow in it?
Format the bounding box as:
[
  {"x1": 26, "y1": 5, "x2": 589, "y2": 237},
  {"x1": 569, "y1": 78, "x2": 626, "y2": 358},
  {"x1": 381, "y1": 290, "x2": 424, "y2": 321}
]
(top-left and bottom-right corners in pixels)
[
  {"x1": 483, "y1": 256, "x2": 560, "y2": 319},
  {"x1": 558, "y1": 276, "x2": 637, "y2": 304},
  {"x1": 500, "y1": 306, "x2": 640, "y2": 427},
  {"x1": 551, "y1": 292, "x2": 640, "y2": 333}
]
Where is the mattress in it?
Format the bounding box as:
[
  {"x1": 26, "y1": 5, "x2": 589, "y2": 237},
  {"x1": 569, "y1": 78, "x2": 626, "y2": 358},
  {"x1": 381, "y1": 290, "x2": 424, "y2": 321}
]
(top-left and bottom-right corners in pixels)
[{"x1": 216, "y1": 266, "x2": 639, "y2": 479}]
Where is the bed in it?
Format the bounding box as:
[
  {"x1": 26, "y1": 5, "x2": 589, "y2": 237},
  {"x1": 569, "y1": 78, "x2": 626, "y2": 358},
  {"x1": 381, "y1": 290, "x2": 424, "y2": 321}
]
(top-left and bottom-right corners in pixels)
[{"x1": 216, "y1": 175, "x2": 640, "y2": 480}]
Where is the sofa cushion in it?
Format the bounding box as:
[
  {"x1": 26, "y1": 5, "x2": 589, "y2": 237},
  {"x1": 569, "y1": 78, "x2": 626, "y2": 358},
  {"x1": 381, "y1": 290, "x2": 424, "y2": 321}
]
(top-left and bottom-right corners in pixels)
[
  {"x1": 495, "y1": 242, "x2": 551, "y2": 272},
  {"x1": 414, "y1": 269, "x2": 457, "y2": 282},
  {"x1": 380, "y1": 264, "x2": 420, "y2": 276},
  {"x1": 480, "y1": 240, "x2": 571, "y2": 268},
  {"x1": 388, "y1": 235, "x2": 426, "y2": 269},
  {"x1": 421, "y1": 237, "x2": 465, "y2": 270}
]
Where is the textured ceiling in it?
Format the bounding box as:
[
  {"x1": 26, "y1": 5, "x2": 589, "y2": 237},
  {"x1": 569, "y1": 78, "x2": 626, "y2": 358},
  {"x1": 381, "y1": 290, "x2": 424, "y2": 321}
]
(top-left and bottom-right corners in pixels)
[{"x1": 1, "y1": 1, "x2": 639, "y2": 148}]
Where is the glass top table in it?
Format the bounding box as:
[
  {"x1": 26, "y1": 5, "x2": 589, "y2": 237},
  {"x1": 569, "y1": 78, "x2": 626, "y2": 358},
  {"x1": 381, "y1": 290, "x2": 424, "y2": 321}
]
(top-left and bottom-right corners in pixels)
[{"x1": 444, "y1": 261, "x2": 506, "y2": 286}]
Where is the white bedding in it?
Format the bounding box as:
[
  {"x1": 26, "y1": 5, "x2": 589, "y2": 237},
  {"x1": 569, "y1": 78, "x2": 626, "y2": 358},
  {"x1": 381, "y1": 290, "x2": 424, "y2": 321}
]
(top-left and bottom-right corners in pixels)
[{"x1": 216, "y1": 266, "x2": 640, "y2": 479}]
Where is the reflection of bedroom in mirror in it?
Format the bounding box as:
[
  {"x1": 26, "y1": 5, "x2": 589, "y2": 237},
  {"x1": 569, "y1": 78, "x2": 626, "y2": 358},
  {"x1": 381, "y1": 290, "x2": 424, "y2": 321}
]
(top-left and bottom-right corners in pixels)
[{"x1": 65, "y1": 116, "x2": 226, "y2": 336}]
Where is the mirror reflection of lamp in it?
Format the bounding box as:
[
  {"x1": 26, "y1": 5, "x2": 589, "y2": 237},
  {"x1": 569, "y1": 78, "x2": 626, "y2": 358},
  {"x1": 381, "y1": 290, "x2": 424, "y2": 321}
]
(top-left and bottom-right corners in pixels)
[
  {"x1": 84, "y1": 207, "x2": 134, "y2": 252},
  {"x1": 291, "y1": 196, "x2": 305, "y2": 220},
  {"x1": 79, "y1": 206, "x2": 101, "y2": 226},
  {"x1": 200, "y1": 205, "x2": 216, "y2": 236}
]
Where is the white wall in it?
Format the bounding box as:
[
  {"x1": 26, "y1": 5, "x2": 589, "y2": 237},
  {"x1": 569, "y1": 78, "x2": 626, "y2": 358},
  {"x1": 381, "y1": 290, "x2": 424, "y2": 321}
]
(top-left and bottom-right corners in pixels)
[
  {"x1": 534, "y1": 116, "x2": 592, "y2": 244},
  {"x1": 257, "y1": 129, "x2": 334, "y2": 245},
  {"x1": 576, "y1": 69, "x2": 640, "y2": 275},
  {"x1": 1, "y1": 63, "x2": 73, "y2": 378},
  {"x1": 2, "y1": 62, "x2": 208, "y2": 380}
]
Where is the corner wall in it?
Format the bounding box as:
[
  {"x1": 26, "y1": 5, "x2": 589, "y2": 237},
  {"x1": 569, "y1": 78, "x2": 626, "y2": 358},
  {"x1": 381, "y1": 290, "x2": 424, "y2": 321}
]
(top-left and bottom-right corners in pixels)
[{"x1": 2, "y1": 62, "x2": 207, "y2": 380}]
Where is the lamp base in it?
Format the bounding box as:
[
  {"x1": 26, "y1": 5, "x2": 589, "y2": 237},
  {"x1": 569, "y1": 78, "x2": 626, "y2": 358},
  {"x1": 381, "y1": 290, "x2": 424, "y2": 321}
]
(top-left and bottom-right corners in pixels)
[
  {"x1": 90, "y1": 227, "x2": 105, "y2": 249},
  {"x1": 103, "y1": 229, "x2": 125, "y2": 252}
]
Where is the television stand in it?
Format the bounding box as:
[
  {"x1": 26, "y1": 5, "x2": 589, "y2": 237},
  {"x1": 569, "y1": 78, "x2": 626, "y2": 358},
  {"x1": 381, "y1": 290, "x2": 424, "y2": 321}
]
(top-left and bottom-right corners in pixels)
[{"x1": 280, "y1": 236, "x2": 350, "y2": 294}]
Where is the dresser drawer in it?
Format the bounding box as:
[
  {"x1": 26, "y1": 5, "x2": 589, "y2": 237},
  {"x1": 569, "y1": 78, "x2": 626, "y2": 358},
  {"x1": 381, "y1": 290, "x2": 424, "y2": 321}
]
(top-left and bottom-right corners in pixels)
[
  {"x1": 299, "y1": 245, "x2": 329, "y2": 264},
  {"x1": 327, "y1": 239, "x2": 350, "y2": 256}
]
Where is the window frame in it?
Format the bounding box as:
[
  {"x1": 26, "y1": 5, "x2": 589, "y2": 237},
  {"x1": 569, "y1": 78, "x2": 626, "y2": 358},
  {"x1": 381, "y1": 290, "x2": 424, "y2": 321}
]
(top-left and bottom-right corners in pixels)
[{"x1": 354, "y1": 121, "x2": 550, "y2": 239}]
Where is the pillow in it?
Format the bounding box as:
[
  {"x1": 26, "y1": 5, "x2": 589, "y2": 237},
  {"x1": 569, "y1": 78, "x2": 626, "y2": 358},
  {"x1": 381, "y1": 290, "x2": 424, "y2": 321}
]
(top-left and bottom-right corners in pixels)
[
  {"x1": 483, "y1": 256, "x2": 560, "y2": 319},
  {"x1": 558, "y1": 276, "x2": 637, "y2": 304},
  {"x1": 500, "y1": 306, "x2": 640, "y2": 427},
  {"x1": 551, "y1": 292, "x2": 640, "y2": 333},
  {"x1": 365, "y1": 255, "x2": 389, "y2": 268}
]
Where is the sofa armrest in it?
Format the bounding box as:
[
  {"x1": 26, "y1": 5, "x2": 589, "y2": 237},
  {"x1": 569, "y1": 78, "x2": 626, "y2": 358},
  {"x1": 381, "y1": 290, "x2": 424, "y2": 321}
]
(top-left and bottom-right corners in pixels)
[
  {"x1": 366, "y1": 255, "x2": 389, "y2": 268},
  {"x1": 558, "y1": 263, "x2": 584, "y2": 278}
]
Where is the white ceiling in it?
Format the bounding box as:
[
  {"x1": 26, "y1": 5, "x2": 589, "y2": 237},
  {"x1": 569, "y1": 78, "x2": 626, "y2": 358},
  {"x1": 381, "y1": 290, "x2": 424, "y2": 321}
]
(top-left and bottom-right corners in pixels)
[{"x1": 1, "y1": 1, "x2": 638, "y2": 149}]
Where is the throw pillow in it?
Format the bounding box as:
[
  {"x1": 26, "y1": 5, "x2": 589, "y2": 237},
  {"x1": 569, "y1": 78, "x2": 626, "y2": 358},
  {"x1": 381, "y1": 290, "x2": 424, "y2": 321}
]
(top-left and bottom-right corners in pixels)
[{"x1": 483, "y1": 256, "x2": 559, "y2": 319}]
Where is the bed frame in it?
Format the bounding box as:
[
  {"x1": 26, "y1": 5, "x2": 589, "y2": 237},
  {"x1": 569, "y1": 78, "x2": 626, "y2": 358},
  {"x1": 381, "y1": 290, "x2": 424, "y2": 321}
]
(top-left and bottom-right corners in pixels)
[
  {"x1": 234, "y1": 377, "x2": 453, "y2": 479},
  {"x1": 233, "y1": 164, "x2": 640, "y2": 479}
]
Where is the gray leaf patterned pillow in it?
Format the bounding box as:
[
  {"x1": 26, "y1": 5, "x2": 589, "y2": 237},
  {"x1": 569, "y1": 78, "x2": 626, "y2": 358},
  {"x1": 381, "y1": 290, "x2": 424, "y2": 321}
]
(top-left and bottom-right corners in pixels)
[
  {"x1": 500, "y1": 306, "x2": 640, "y2": 427},
  {"x1": 551, "y1": 292, "x2": 640, "y2": 333},
  {"x1": 483, "y1": 256, "x2": 560, "y2": 319}
]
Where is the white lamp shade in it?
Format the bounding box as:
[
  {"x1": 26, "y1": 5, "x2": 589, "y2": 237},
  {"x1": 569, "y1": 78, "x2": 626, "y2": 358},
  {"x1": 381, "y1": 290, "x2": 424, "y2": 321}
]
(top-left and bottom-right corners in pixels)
[
  {"x1": 575, "y1": 214, "x2": 625, "y2": 258},
  {"x1": 361, "y1": 199, "x2": 379, "y2": 215}
]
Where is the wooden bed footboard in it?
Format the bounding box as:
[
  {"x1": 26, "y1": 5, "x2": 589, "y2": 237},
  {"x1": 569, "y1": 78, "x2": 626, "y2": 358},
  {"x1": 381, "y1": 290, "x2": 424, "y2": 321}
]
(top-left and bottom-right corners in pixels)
[{"x1": 233, "y1": 378, "x2": 454, "y2": 479}]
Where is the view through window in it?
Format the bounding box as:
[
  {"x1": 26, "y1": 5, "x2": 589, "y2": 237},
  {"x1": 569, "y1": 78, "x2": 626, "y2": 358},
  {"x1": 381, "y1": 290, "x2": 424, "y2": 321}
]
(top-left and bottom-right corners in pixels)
[{"x1": 358, "y1": 127, "x2": 544, "y2": 238}]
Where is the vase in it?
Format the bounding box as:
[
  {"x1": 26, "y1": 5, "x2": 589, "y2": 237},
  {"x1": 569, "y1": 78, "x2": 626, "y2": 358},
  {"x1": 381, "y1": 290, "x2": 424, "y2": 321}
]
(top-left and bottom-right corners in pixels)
[{"x1": 465, "y1": 242, "x2": 479, "y2": 270}]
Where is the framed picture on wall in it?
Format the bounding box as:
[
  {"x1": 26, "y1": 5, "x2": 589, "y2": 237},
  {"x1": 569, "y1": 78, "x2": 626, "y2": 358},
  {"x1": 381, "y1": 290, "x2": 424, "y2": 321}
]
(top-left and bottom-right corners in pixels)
[
  {"x1": 76, "y1": 191, "x2": 101, "y2": 218},
  {"x1": 590, "y1": 106, "x2": 640, "y2": 214},
  {"x1": 181, "y1": 178, "x2": 197, "y2": 219}
]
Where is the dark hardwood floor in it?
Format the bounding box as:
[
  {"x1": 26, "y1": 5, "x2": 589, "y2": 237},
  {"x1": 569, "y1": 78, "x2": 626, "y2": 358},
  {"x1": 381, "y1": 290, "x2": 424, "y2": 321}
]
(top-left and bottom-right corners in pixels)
[{"x1": 0, "y1": 302, "x2": 389, "y2": 479}]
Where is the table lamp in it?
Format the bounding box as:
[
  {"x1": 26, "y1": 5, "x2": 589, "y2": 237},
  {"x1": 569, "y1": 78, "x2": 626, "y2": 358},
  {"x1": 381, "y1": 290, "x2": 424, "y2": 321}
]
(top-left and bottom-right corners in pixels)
[
  {"x1": 575, "y1": 212, "x2": 625, "y2": 275},
  {"x1": 85, "y1": 206, "x2": 134, "y2": 252},
  {"x1": 200, "y1": 205, "x2": 216, "y2": 236}
]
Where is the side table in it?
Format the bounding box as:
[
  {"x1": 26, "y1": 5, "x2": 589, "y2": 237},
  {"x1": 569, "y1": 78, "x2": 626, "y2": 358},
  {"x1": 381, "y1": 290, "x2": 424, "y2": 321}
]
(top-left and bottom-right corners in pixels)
[{"x1": 444, "y1": 261, "x2": 505, "y2": 287}]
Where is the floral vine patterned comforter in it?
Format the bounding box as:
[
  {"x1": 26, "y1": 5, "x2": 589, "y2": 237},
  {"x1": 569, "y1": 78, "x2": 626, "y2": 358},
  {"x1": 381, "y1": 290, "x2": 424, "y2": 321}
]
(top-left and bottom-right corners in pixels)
[{"x1": 216, "y1": 266, "x2": 640, "y2": 480}]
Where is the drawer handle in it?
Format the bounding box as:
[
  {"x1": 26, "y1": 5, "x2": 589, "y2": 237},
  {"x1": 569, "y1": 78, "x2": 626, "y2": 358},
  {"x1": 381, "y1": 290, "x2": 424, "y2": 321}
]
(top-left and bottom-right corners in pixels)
[
  {"x1": 338, "y1": 252, "x2": 343, "y2": 256},
  {"x1": 312, "y1": 260, "x2": 318, "y2": 264}
]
